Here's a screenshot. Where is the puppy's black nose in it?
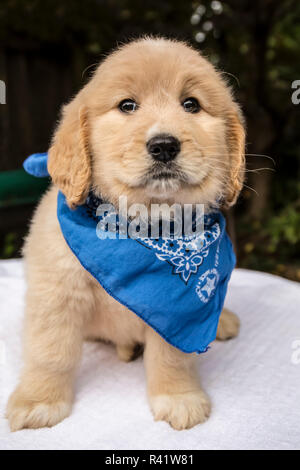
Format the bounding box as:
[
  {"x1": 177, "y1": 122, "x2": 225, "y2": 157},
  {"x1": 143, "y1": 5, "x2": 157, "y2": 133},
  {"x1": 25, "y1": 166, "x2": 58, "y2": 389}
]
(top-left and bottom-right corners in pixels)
[{"x1": 147, "y1": 134, "x2": 180, "y2": 163}]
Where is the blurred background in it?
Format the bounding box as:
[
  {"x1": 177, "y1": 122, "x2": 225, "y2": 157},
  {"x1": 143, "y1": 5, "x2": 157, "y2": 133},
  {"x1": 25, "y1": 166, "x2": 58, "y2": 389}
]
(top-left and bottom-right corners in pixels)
[{"x1": 0, "y1": 0, "x2": 299, "y2": 280}]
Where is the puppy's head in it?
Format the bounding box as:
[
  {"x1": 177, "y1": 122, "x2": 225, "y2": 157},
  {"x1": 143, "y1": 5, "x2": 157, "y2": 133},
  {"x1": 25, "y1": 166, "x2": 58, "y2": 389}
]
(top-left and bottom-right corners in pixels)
[{"x1": 48, "y1": 38, "x2": 245, "y2": 210}]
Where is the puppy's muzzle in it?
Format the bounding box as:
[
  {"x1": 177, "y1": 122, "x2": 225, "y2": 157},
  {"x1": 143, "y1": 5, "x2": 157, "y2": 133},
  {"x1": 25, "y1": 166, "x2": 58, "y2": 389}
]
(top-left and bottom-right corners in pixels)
[{"x1": 147, "y1": 134, "x2": 180, "y2": 163}]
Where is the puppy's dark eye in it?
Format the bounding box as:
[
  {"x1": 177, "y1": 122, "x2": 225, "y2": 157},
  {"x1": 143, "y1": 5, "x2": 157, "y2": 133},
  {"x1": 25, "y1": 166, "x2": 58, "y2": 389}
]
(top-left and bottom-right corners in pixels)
[
  {"x1": 182, "y1": 97, "x2": 201, "y2": 114},
  {"x1": 118, "y1": 99, "x2": 138, "y2": 113}
]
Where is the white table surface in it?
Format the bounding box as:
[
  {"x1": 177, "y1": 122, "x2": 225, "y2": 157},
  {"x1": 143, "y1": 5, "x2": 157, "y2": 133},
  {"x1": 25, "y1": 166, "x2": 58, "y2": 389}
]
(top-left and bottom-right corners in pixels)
[{"x1": 0, "y1": 259, "x2": 300, "y2": 450}]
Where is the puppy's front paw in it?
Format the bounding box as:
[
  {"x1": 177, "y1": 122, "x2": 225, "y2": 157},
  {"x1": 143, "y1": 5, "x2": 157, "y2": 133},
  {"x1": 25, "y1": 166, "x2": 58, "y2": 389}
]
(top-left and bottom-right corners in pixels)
[
  {"x1": 149, "y1": 390, "x2": 211, "y2": 430},
  {"x1": 6, "y1": 388, "x2": 72, "y2": 431},
  {"x1": 216, "y1": 308, "x2": 240, "y2": 340}
]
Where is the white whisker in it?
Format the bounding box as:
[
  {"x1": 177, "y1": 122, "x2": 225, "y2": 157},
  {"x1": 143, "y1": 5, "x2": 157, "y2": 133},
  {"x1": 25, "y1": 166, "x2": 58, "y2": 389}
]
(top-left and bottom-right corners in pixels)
[{"x1": 243, "y1": 184, "x2": 259, "y2": 196}]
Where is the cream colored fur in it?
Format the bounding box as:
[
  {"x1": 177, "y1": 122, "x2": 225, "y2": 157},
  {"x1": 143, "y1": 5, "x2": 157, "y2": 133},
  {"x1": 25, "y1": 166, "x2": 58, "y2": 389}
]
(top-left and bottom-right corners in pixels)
[{"x1": 7, "y1": 38, "x2": 244, "y2": 431}]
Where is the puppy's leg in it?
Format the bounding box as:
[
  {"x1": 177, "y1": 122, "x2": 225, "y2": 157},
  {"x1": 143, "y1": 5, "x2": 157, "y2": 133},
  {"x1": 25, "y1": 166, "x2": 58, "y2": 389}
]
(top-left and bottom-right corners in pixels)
[
  {"x1": 116, "y1": 343, "x2": 143, "y2": 362},
  {"x1": 216, "y1": 308, "x2": 240, "y2": 341},
  {"x1": 144, "y1": 328, "x2": 210, "y2": 430},
  {"x1": 6, "y1": 281, "x2": 90, "y2": 431}
]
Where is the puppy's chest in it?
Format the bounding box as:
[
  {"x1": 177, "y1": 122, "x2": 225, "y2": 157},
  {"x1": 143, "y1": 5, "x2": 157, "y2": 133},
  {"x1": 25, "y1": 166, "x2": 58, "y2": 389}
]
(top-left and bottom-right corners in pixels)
[{"x1": 84, "y1": 282, "x2": 145, "y2": 344}]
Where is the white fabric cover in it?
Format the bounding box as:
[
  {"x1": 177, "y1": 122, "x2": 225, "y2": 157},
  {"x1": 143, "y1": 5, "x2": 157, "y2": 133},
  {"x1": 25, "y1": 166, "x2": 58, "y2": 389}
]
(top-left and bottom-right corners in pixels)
[{"x1": 0, "y1": 259, "x2": 299, "y2": 450}]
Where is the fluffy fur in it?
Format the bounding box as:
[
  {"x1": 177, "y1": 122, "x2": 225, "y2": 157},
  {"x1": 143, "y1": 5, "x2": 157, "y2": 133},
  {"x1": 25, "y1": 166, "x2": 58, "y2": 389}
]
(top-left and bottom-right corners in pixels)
[{"x1": 7, "y1": 38, "x2": 244, "y2": 431}]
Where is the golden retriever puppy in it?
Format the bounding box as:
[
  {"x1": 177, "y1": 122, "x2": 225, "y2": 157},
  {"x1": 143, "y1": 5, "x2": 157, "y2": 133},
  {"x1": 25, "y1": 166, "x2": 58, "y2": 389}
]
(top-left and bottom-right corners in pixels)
[{"x1": 7, "y1": 37, "x2": 244, "y2": 431}]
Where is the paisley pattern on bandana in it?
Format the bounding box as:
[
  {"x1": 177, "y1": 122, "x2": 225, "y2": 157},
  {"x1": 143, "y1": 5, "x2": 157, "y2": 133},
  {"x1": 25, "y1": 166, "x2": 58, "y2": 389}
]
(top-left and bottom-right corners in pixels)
[
  {"x1": 196, "y1": 269, "x2": 220, "y2": 303},
  {"x1": 89, "y1": 197, "x2": 222, "y2": 288},
  {"x1": 137, "y1": 218, "x2": 221, "y2": 285}
]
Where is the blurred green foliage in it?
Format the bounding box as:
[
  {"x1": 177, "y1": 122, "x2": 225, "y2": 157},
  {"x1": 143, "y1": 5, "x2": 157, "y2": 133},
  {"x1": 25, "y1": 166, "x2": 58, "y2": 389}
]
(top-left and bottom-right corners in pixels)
[
  {"x1": 1, "y1": 232, "x2": 18, "y2": 258},
  {"x1": 0, "y1": 0, "x2": 299, "y2": 279},
  {"x1": 267, "y1": 203, "x2": 300, "y2": 249}
]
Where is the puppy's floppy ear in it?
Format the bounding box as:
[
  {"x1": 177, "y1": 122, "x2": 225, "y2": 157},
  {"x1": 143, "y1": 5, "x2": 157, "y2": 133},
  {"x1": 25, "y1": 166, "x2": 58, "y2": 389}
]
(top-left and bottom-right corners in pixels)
[
  {"x1": 224, "y1": 109, "x2": 245, "y2": 208},
  {"x1": 48, "y1": 100, "x2": 91, "y2": 209}
]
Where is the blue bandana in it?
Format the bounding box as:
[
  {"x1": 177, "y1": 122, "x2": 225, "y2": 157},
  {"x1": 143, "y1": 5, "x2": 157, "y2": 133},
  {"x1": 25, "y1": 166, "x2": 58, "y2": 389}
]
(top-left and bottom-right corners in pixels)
[{"x1": 24, "y1": 153, "x2": 236, "y2": 354}]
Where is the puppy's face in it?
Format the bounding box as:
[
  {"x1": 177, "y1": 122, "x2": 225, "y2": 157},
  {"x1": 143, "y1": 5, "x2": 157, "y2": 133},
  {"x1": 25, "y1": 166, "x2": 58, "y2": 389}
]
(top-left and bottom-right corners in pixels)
[{"x1": 49, "y1": 39, "x2": 245, "y2": 210}]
